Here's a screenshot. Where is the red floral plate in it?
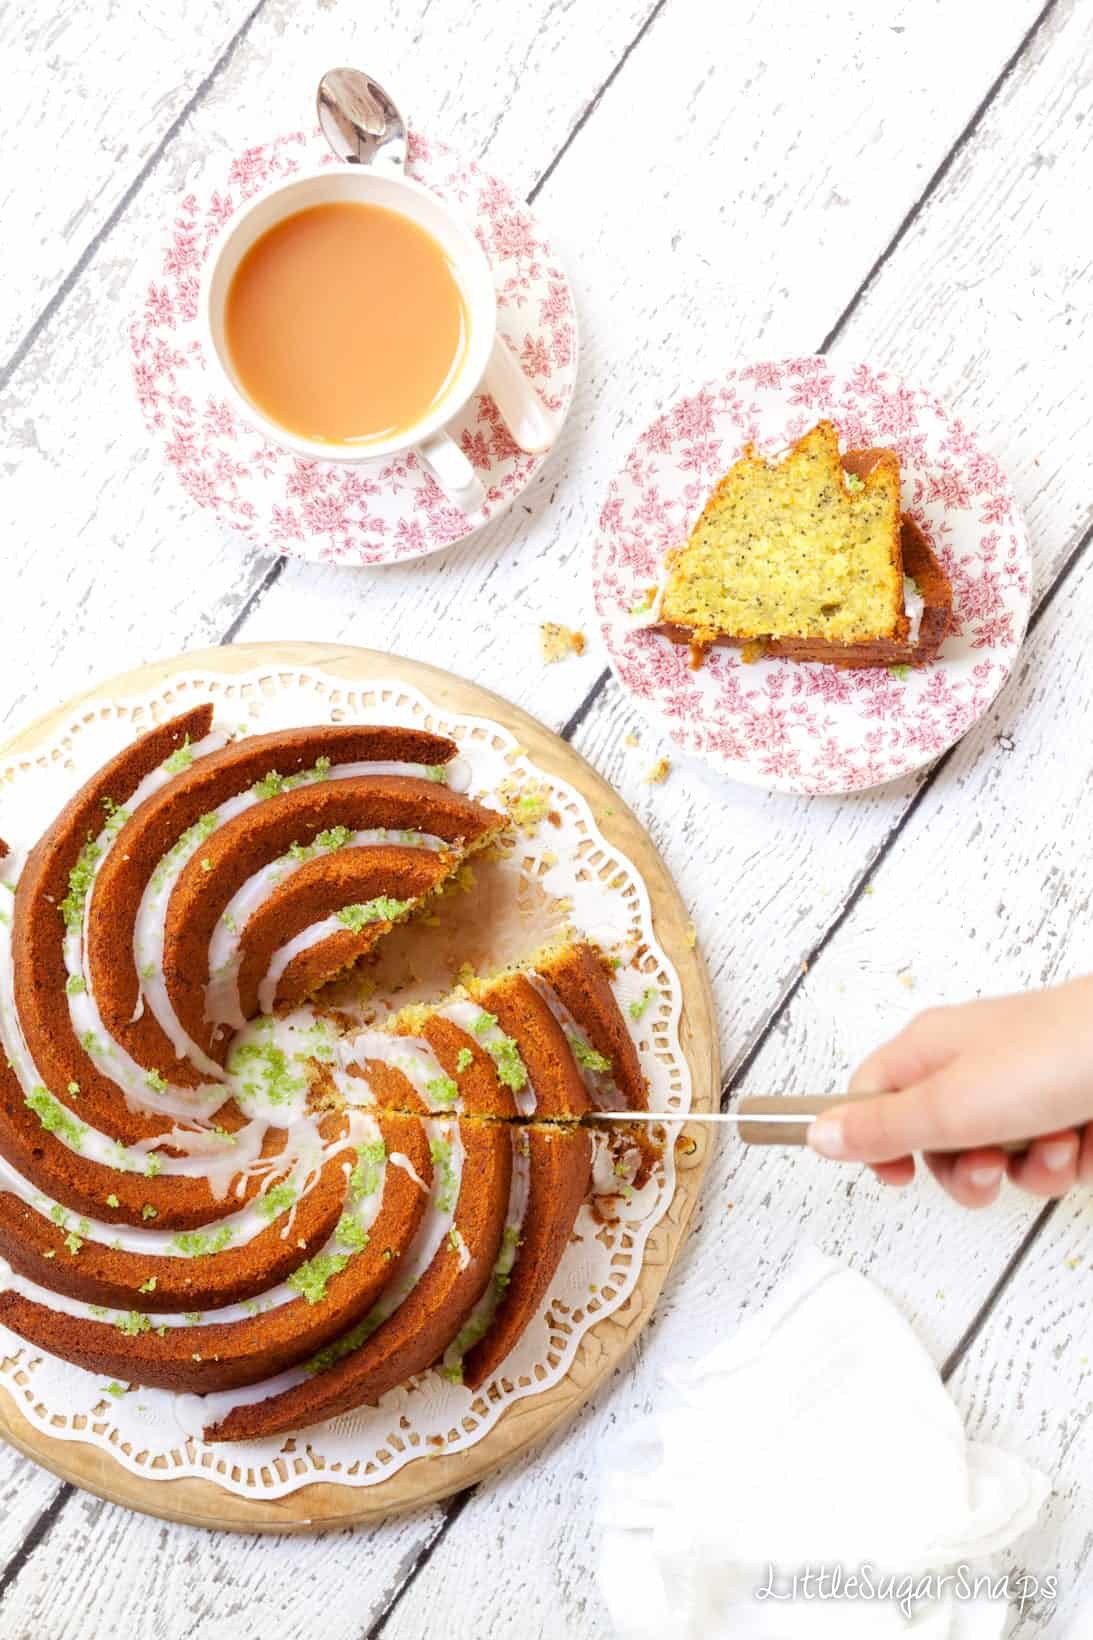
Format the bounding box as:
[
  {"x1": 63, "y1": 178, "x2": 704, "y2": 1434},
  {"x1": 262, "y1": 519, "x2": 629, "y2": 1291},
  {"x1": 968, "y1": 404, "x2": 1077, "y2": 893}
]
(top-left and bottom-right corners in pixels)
[
  {"x1": 593, "y1": 357, "x2": 1031, "y2": 795},
  {"x1": 129, "y1": 131, "x2": 577, "y2": 565}
]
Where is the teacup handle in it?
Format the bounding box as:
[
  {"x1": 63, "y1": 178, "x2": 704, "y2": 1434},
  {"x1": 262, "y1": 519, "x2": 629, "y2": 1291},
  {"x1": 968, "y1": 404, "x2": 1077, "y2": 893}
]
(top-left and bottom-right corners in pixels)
[
  {"x1": 483, "y1": 335, "x2": 560, "y2": 455},
  {"x1": 415, "y1": 429, "x2": 486, "y2": 515}
]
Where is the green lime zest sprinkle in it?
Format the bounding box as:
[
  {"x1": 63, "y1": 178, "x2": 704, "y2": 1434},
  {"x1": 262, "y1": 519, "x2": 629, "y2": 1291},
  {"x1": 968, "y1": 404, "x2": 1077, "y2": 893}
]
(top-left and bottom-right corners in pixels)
[
  {"x1": 228, "y1": 1037, "x2": 307, "y2": 1107},
  {"x1": 566, "y1": 1032, "x2": 612, "y2": 1074},
  {"x1": 59, "y1": 837, "x2": 102, "y2": 929},
  {"x1": 63, "y1": 1231, "x2": 83, "y2": 1254},
  {"x1": 628, "y1": 988, "x2": 657, "y2": 1021},
  {"x1": 455, "y1": 1047, "x2": 473, "y2": 1074},
  {"x1": 440, "y1": 1360, "x2": 464, "y2": 1383},
  {"x1": 104, "y1": 1382, "x2": 127, "y2": 1399},
  {"x1": 150, "y1": 812, "x2": 219, "y2": 894},
  {"x1": 448, "y1": 1227, "x2": 465, "y2": 1255},
  {"x1": 889, "y1": 663, "x2": 911, "y2": 681},
  {"x1": 162, "y1": 736, "x2": 194, "y2": 774},
  {"x1": 488, "y1": 1034, "x2": 527, "y2": 1093},
  {"x1": 144, "y1": 1069, "x2": 167, "y2": 1093},
  {"x1": 252, "y1": 756, "x2": 331, "y2": 802},
  {"x1": 845, "y1": 472, "x2": 865, "y2": 492},
  {"x1": 252, "y1": 769, "x2": 286, "y2": 800},
  {"x1": 138, "y1": 1276, "x2": 157, "y2": 1294},
  {"x1": 105, "y1": 1193, "x2": 119, "y2": 1208},
  {"x1": 335, "y1": 896, "x2": 412, "y2": 933},
  {"x1": 256, "y1": 1182, "x2": 297, "y2": 1220},
  {"x1": 348, "y1": 1141, "x2": 386, "y2": 1203},
  {"x1": 426, "y1": 1074, "x2": 459, "y2": 1108},
  {"x1": 429, "y1": 1136, "x2": 457, "y2": 1213},
  {"x1": 25, "y1": 1085, "x2": 86, "y2": 1150},
  {"x1": 49, "y1": 1204, "x2": 67, "y2": 1225},
  {"x1": 425, "y1": 764, "x2": 449, "y2": 783},
  {"x1": 141, "y1": 1204, "x2": 158, "y2": 1220},
  {"x1": 171, "y1": 1225, "x2": 232, "y2": 1256},
  {"x1": 287, "y1": 1251, "x2": 348, "y2": 1304},
  {"x1": 472, "y1": 1011, "x2": 498, "y2": 1039},
  {"x1": 80, "y1": 1029, "x2": 101, "y2": 1055},
  {"x1": 286, "y1": 825, "x2": 353, "y2": 863},
  {"x1": 334, "y1": 1215, "x2": 370, "y2": 1253},
  {"x1": 116, "y1": 1311, "x2": 151, "y2": 1337},
  {"x1": 67, "y1": 1080, "x2": 80, "y2": 1097},
  {"x1": 65, "y1": 974, "x2": 86, "y2": 996},
  {"x1": 184, "y1": 1312, "x2": 203, "y2": 1325},
  {"x1": 145, "y1": 1153, "x2": 163, "y2": 1178}
]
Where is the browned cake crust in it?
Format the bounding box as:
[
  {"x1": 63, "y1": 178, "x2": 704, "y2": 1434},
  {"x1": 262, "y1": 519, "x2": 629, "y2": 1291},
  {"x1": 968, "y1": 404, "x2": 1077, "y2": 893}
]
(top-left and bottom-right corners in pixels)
[
  {"x1": 0, "y1": 1113, "x2": 432, "y2": 1392},
  {"x1": 482, "y1": 971, "x2": 592, "y2": 1118},
  {"x1": 536, "y1": 942, "x2": 648, "y2": 1110},
  {"x1": 204, "y1": 1112, "x2": 512, "y2": 1440}
]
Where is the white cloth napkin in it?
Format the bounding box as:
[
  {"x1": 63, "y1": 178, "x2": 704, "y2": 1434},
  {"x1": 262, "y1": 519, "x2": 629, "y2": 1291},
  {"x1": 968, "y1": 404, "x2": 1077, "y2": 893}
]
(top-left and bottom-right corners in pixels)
[{"x1": 598, "y1": 1248, "x2": 1049, "y2": 1638}]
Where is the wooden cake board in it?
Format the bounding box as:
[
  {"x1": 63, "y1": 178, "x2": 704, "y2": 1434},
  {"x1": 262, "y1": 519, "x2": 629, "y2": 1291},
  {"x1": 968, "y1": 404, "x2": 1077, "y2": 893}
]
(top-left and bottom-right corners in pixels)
[{"x1": 0, "y1": 642, "x2": 719, "y2": 1532}]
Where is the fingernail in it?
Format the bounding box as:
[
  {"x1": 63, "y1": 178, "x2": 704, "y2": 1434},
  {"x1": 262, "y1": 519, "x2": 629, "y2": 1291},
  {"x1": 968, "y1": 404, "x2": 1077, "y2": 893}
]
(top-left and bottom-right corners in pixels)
[
  {"x1": 1041, "y1": 1140, "x2": 1075, "y2": 1173},
  {"x1": 808, "y1": 1117, "x2": 847, "y2": 1159},
  {"x1": 969, "y1": 1165, "x2": 1002, "y2": 1189}
]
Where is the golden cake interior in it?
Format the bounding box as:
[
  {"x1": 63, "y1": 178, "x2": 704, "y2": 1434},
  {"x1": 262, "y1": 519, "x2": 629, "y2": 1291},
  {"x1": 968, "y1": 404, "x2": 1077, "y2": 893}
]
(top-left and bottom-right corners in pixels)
[{"x1": 659, "y1": 420, "x2": 906, "y2": 647}]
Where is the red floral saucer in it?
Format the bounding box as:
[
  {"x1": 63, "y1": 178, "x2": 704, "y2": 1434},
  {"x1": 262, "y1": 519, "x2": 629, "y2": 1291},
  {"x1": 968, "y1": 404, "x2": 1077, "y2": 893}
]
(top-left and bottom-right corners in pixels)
[
  {"x1": 592, "y1": 357, "x2": 1031, "y2": 795},
  {"x1": 129, "y1": 131, "x2": 577, "y2": 565}
]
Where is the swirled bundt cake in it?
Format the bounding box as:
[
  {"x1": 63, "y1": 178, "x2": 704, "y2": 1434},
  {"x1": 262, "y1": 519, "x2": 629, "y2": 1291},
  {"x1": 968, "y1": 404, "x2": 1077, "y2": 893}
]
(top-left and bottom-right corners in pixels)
[{"x1": 0, "y1": 708, "x2": 653, "y2": 1444}]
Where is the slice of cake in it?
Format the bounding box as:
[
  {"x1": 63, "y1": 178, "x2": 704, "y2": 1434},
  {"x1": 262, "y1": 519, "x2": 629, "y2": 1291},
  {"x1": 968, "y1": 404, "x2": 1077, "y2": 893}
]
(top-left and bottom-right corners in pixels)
[{"x1": 655, "y1": 420, "x2": 951, "y2": 668}]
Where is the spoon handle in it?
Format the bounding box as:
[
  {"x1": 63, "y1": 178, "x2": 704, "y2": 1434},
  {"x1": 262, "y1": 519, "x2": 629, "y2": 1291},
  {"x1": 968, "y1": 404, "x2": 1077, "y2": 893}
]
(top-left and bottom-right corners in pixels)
[{"x1": 483, "y1": 336, "x2": 560, "y2": 454}]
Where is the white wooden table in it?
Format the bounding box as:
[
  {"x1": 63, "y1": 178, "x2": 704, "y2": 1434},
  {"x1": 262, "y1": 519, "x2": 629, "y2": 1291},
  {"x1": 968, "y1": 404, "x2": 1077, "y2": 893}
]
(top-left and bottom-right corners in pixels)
[{"x1": 1, "y1": 0, "x2": 1090, "y2": 1633}]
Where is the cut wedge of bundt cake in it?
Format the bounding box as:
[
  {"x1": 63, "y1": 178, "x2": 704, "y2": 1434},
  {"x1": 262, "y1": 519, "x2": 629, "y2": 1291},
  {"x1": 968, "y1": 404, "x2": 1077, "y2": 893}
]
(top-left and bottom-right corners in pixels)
[
  {"x1": 0, "y1": 708, "x2": 659, "y2": 1442},
  {"x1": 655, "y1": 420, "x2": 952, "y2": 668}
]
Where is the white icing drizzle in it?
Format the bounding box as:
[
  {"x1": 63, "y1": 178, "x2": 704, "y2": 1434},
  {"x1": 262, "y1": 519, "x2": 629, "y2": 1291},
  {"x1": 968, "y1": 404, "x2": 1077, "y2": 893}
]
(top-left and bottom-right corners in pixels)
[
  {"x1": 388, "y1": 1152, "x2": 429, "y2": 1192},
  {"x1": 336, "y1": 1028, "x2": 461, "y2": 1113},
  {"x1": 441, "y1": 1129, "x2": 532, "y2": 1378},
  {"x1": 526, "y1": 972, "x2": 620, "y2": 1108}
]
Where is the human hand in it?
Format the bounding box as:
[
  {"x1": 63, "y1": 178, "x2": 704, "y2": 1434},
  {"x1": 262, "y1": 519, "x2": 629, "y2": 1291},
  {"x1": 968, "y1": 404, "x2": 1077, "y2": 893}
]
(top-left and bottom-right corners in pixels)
[{"x1": 807, "y1": 978, "x2": 1093, "y2": 1208}]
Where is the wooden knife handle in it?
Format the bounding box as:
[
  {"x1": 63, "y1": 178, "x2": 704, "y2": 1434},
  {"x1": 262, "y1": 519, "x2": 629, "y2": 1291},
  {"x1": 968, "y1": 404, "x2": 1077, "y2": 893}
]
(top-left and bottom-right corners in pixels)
[{"x1": 736, "y1": 1094, "x2": 1028, "y2": 1153}]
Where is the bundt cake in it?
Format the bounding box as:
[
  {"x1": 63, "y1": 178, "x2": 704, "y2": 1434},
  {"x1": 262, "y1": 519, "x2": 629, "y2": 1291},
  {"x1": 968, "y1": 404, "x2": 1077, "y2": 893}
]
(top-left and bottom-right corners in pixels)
[
  {"x1": 0, "y1": 707, "x2": 654, "y2": 1446},
  {"x1": 654, "y1": 421, "x2": 953, "y2": 668}
]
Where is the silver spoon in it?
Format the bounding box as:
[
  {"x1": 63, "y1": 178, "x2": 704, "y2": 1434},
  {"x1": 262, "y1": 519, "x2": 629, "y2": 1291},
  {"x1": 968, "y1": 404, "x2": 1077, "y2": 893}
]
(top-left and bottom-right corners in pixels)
[{"x1": 317, "y1": 67, "x2": 407, "y2": 171}]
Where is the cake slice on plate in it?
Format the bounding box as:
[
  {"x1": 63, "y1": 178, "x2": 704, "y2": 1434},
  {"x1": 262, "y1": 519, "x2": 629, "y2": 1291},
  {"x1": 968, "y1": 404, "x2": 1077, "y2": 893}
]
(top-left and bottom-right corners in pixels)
[{"x1": 654, "y1": 420, "x2": 952, "y2": 668}]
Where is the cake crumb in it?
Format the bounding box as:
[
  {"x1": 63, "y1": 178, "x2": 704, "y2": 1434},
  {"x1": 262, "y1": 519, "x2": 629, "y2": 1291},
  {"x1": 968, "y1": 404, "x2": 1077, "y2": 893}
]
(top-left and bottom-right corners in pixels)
[
  {"x1": 644, "y1": 757, "x2": 671, "y2": 785},
  {"x1": 685, "y1": 920, "x2": 697, "y2": 949},
  {"x1": 540, "y1": 622, "x2": 586, "y2": 663}
]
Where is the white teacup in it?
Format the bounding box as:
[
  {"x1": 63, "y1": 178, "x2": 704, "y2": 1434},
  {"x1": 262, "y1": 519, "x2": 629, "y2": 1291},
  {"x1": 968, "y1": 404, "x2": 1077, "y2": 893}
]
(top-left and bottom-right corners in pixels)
[{"x1": 201, "y1": 166, "x2": 558, "y2": 514}]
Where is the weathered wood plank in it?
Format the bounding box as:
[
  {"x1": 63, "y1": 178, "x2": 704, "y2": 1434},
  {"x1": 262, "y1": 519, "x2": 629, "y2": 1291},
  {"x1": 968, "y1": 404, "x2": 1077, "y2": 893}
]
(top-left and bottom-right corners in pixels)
[
  {"x1": 0, "y1": 0, "x2": 655, "y2": 742},
  {"x1": 947, "y1": 1192, "x2": 1093, "y2": 1638},
  {"x1": 0, "y1": 1443, "x2": 62, "y2": 1574},
  {"x1": 0, "y1": 0, "x2": 257, "y2": 362},
  {"x1": 0, "y1": 1488, "x2": 446, "y2": 1639}
]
